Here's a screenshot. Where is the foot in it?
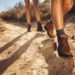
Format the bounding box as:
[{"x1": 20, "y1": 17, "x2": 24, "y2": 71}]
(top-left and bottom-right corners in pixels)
[
  {"x1": 58, "y1": 34, "x2": 73, "y2": 57},
  {"x1": 27, "y1": 24, "x2": 31, "y2": 32},
  {"x1": 44, "y1": 21, "x2": 55, "y2": 38},
  {"x1": 37, "y1": 22, "x2": 44, "y2": 32}
]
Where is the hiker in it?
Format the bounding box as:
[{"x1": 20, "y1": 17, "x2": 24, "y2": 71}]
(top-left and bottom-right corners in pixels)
[
  {"x1": 45, "y1": 0, "x2": 73, "y2": 57},
  {"x1": 24, "y1": 0, "x2": 44, "y2": 32}
]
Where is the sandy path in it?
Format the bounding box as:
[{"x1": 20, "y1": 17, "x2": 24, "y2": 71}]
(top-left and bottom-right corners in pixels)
[{"x1": 0, "y1": 20, "x2": 75, "y2": 75}]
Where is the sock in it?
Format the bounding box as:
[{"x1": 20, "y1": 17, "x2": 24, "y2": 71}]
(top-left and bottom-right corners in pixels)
[
  {"x1": 37, "y1": 21, "x2": 41, "y2": 26},
  {"x1": 37, "y1": 21, "x2": 43, "y2": 30},
  {"x1": 56, "y1": 29, "x2": 64, "y2": 37},
  {"x1": 48, "y1": 19, "x2": 53, "y2": 24},
  {"x1": 27, "y1": 23, "x2": 31, "y2": 31}
]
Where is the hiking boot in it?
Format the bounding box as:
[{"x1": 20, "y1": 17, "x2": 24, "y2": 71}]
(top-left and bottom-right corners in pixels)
[
  {"x1": 44, "y1": 21, "x2": 55, "y2": 38},
  {"x1": 37, "y1": 22, "x2": 44, "y2": 32},
  {"x1": 27, "y1": 24, "x2": 31, "y2": 32},
  {"x1": 58, "y1": 34, "x2": 73, "y2": 57}
]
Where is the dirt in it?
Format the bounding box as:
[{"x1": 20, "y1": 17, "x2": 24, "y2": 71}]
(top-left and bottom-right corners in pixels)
[{"x1": 0, "y1": 20, "x2": 75, "y2": 75}]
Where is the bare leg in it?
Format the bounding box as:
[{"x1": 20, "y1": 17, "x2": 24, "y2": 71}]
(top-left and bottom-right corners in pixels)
[
  {"x1": 46, "y1": 0, "x2": 73, "y2": 30},
  {"x1": 51, "y1": 0, "x2": 73, "y2": 33},
  {"x1": 62, "y1": 0, "x2": 73, "y2": 15},
  {"x1": 24, "y1": 0, "x2": 31, "y2": 32},
  {"x1": 45, "y1": 0, "x2": 73, "y2": 37},
  {"x1": 51, "y1": 0, "x2": 73, "y2": 57},
  {"x1": 51, "y1": 0, "x2": 64, "y2": 30},
  {"x1": 33, "y1": 0, "x2": 44, "y2": 31}
]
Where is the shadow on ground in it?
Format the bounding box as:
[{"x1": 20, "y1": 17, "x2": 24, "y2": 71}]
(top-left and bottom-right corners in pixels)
[
  {"x1": 0, "y1": 32, "x2": 27, "y2": 53},
  {"x1": 0, "y1": 33, "x2": 44, "y2": 74},
  {"x1": 39, "y1": 39, "x2": 74, "y2": 75}
]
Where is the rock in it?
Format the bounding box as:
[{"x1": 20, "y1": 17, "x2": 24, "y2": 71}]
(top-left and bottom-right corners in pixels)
[
  {"x1": 39, "y1": 38, "x2": 56, "y2": 61},
  {"x1": 71, "y1": 35, "x2": 75, "y2": 40}
]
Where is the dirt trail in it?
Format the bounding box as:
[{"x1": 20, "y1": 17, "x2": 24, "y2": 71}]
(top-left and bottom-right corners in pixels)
[
  {"x1": 0, "y1": 20, "x2": 75, "y2": 75},
  {"x1": 0, "y1": 33, "x2": 45, "y2": 74}
]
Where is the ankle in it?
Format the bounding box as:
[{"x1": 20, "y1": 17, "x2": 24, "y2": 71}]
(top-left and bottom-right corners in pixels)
[
  {"x1": 56, "y1": 29, "x2": 65, "y2": 38},
  {"x1": 37, "y1": 21, "x2": 41, "y2": 26},
  {"x1": 27, "y1": 23, "x2": 31, "y2": 32}
]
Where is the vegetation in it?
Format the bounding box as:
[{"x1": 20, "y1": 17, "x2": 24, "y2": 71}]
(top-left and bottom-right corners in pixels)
[
  {"x1": 0, "y1": 0, "x2": 75, "y2": 23},
  {"x1": 0, "y1": 2, "x2": 25, "y2": 22}
]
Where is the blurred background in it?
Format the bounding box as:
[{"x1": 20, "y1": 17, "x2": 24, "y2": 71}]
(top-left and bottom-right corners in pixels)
[{"x1": 0, "y1": 0, "x2": 75, "y2": 23}]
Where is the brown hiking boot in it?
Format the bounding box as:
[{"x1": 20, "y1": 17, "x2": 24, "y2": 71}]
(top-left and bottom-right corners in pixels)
[
  {"x1": 37, "y1": 22, "x2": 44, "y2": 32},
  {"x1": 58, "y1": 34, "x2": 73, "y2": 57},
  {"x1": 27, "y1": 24, "x2": 31, "y2": 32},
  {"x1": 44, "y1": 21, "x2": 55, "y2": 38}
]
